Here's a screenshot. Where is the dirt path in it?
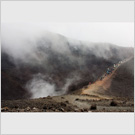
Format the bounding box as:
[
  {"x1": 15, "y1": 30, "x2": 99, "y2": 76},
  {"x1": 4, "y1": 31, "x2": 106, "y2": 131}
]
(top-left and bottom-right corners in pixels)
[
  {"x1": 81, "y1": 59, "x2": 129, "y2": 98},
  {"x1": 81, "y1": 69, "x2": 116, "y2": 97}
]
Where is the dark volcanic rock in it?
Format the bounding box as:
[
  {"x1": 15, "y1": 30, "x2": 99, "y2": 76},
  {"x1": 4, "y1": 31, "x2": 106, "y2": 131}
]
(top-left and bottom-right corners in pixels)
[
  {"x1": 110, "y1": 101, "x2": 117, "y2": 106},
  {"x1": 90, "y1": 104, "x2": 97, "y2": 110},
  {"x1": 108, "y1": 58, "x2": 134, "y2": 98}
]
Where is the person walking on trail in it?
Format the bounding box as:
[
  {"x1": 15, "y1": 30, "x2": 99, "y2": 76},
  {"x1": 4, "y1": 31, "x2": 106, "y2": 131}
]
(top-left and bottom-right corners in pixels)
[
  {"x1": 113, "y1": 64, "x2": 116, "y2": 70},
  {"x1": 110, "y1": 68, "x2": 112, "y2": 73},
  {"x1": 100, "y1": 76, "x2": 104, "y2": 81},
  {"x1": 107, "y1": 68, "x2": 110, "y2": 75}
]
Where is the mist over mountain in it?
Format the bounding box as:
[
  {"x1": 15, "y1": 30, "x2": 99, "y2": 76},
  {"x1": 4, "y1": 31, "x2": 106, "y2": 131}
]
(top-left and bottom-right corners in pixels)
[{"x1": 1, "y1": 30, "x2": 134, "y2": 100}]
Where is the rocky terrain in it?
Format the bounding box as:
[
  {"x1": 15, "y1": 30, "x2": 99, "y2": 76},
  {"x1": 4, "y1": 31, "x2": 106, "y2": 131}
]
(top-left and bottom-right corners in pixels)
[
  {"x1": 1, "y1": 95, "x2": 134, "y2": 112},
  {"x1": 1, "y1": 57, "x2": 134, "y2": 112}
]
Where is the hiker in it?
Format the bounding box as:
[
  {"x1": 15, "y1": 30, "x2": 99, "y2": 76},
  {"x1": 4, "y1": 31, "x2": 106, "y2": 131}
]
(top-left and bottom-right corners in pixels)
[
  {"x1": 107, "y1": 68, "x2": 110, "y2": 75},
  {"x1": 109, "y1": 68, "x2": 112, "y2": 73},
  {"x1": 100, "y1": 76, "x2": 104, "y2": 80},
  {"x1": 107, "y1": 70, "x2": 110, "y2": 74},
  {"x1": 89, "y1": 82, "x2": 91, "y2": 85},
  {"x1": 112, "y1": 64, "x2": 115, "y2": 70}
]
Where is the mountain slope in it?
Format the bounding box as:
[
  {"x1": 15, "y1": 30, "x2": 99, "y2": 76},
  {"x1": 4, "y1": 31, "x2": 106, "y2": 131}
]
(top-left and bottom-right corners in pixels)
[
  {"x1": 107, "y1": 57, "x2": 134, "y2": 97},
  {"x1": 1, "y1": 32, "x2": 134, "y2": 100},
  {"x1": 82, "y1": 57, "x2": 134, "y2": 98}
]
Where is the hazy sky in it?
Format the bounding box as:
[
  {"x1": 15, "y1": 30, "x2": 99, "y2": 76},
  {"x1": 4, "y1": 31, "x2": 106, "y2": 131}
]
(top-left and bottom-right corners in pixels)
[
  {"x1": 35, "y1": 22, "x2": 134, "y2": 47},
  {"x1": 1, "y1": 1, "x2": 134, "y2": 47},
  {"x1": 2, "y1": 22, "x2": 134, "y2": 47}
]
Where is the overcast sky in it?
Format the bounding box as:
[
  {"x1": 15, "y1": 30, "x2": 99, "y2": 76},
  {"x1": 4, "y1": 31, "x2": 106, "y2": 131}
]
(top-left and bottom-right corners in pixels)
[
  {"x1": 2, "y1": 22, "x2": 134, "y2": 47},
  {"x1": 33, "y1": 22, "x2": 134, "y2": 47},
  {"x1": 1, "y1": 1, "x2": 134, "y2": 47}
]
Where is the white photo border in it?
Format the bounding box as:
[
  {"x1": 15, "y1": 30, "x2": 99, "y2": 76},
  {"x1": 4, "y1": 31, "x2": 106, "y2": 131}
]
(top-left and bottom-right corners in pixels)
[{"x1": 0, "y1": 0, "x2": 134, "y2": 135}]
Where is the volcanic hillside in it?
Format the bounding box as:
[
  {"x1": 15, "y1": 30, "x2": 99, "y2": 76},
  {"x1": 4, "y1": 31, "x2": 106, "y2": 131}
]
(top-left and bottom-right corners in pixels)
[
  {"x1": 82, "y1": 57, "x2": 134, "y2": 98},
  {"x1": 1, "y1": 31, "x2": 134, "y2": 100},
  {"x1": 107, "y1": 57, "x2": 134, "y2": 97}
]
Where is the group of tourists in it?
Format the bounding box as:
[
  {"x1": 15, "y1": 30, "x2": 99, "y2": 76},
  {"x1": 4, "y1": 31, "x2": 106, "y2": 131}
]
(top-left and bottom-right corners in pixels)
[
  {"x1": 100, "y1": 60, "x2": 124, "y2": 81},
  {"x1": 88, "y1": 59, "x2": 125, "y2": 85}
]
